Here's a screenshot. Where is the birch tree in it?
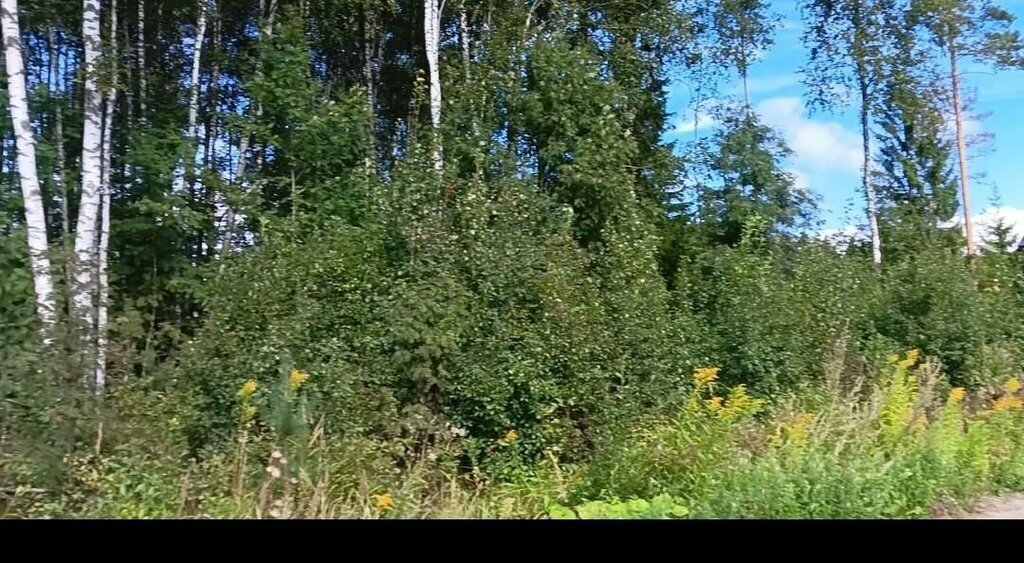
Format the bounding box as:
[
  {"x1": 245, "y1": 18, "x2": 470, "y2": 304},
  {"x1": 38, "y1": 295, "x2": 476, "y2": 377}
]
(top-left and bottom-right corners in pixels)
[
  {"x1": 173, "y1": 0, "x2": 207, "y2": 198},
  {"x1": 95, "y1": 0, "x2": 119, "y2": 394},
  {"x1": 424, "y1": 0, "x2": 442, "y2": 171},
  {"x1": 802, "y1": 0, "x2": 892, "y2": 265},
  {"x1": 72, "y1": 0, "x2": 105, "y2": 336},
  {"x1": 1, "y1": 0, "x2": 57, "y2": 336},
  {"x1": 137, "y1": 0, "x2": 146, "y2": 122},
  {"x1": 712, "y1": 0, "x2": 778, "y2": 111}
]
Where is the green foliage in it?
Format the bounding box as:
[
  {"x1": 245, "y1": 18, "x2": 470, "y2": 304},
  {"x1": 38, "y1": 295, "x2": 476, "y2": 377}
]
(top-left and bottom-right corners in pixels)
[
  {"x1": 693, "y1": 107, "x2": 814, "y2": 246},
  {"x1": 5, "y1": 0, "x2": 1024, "y2": 522},
  {"x1": 570, "y1": 358, "x2": 1024, "y2": 519},
  {"x1": 549, "y1": 494, "x2": 690, "y2": 519}
]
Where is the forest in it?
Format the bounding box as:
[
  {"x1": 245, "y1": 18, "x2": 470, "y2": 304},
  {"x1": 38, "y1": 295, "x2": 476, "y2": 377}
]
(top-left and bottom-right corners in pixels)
[{"x1": 2, "y1": 0, "x2": 1024, "y2": 519}]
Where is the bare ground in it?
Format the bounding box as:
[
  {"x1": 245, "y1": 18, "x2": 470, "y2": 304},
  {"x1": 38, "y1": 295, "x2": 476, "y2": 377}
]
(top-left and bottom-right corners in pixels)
[{"x1": 936, "y1": 493, "x2": 1024, "y2": 519}]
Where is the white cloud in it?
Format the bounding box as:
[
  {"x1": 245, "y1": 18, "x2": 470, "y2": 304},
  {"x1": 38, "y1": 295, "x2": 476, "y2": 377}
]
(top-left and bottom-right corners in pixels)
[
  {"x1": 818, "y1": 224, "x2": 869, "y2": 253},
  {"x1": 740, "y1": 73, "x2": 801, "y2": 96},
  {"x1": 779, "y1": 19, "x2": 802, "y2": 32},
  {"x1": 942, "y1": 206, "x2": 1024, "y2": 251},
  {"x1": 671, "y1": 108, "x2": 718, "y2": 135},
  {"x1": 756, "y1": 96, "x2": 863, "y2": 175},
  {"x1": 824, "y1": 206, "x2": 1024, "y2": 253},
  {"x1": 941, "y1": 114, "x2": 984, "y2": 142},
  {"x1": 788, "y1": 168, "x2": 810, "y2": 194}
]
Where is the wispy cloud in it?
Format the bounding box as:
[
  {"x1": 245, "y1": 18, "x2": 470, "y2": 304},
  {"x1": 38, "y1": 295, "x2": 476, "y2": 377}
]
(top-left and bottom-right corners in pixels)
[
  {"x1": 756, "y1": 96, "x2": 863, "y2": 175},
  {"x1": 670, "y1": 107, "x2": 718, "y2": 135},
  {"x1": 941, "y1": 113, "x2": 984, "y2": 141},
  {"x1": 732, "y1": 73, "x2": 801, "y2": 97}
]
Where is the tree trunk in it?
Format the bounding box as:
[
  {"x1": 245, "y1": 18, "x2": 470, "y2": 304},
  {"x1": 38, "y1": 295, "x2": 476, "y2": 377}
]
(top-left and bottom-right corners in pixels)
[
  {"x1": 172, "y1": 0, "x2": 206, "y2": 199},
  {"x1": 73, "y1": 0, "x2": 105, "y2": 341},
  {"x1": 186, "y1": 1, "x2": 207, "y2": 143},
  {"x1": 424, "y1": 0, "x2": 442, "y2": 171},
  {"x1": 203, "y1": 3, "x2": 220, "y2": 259},
  {"x1": 460, "y1": 2, "x2": 470, "y2": 81},
  {"x1": 363, "y1": 2, "x2": 376, "y2": 170},
  {"x1": 137, "y1": 0, "x2": 146, "y2": 122},
  {"x1": 55, "y1": 38, "x2": 71, "y2": 272},
  {"x1": 741, "y1": 69, "x2": 751, "y2": 113},
  {"x1": 2, "y1": 0, "x2": 58, "y2": 337},
  {"x1": 219, "y1": 133, "x2": 248, "y2": 260},
  {"x1": 856, "y1": 66, "x2": 882, "y2": 265},
  {"x1": 95, "y1": 0, "x2": 119, "y2": 395},
  {"x1": 949, "y1": 47, "x2": 975, "y2": 257}
]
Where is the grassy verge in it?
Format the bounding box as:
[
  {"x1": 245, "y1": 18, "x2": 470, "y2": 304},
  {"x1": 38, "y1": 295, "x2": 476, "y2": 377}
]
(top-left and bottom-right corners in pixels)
[{"x1": 3, "y1": 350, "x2": 1023, "y2": 519}]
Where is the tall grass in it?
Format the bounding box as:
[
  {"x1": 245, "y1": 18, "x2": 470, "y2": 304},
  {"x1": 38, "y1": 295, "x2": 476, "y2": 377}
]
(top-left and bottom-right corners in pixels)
[{"x1": 3, "y1": 351, "x2": 1023, "y2": 519}]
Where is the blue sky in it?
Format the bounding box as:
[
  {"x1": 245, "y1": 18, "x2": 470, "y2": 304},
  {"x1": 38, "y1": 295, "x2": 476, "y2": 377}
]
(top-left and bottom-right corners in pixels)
[{"x1": 663, "y1": 0, "x2": 1024, "y2": 241}]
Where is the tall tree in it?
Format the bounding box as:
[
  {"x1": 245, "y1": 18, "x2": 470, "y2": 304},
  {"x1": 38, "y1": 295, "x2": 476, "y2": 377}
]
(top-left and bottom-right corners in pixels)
[
  {"x1": 873, "y1": 7, "x2": 959, "y2": 256},
  {"x1": 712, "y1": 0, "x2": 778, "y2": 110},
  {"x1": 73, "y1": 0, "x2": 105, "y2": 344},
  {"x1": 424, "y1": 0, "x2": 442, "y2": 171},
  {"x1": 1, "y1": 0, "x2": 57, "y2": 336},
  {"x1": 697, "y1": 106, "x2": 811, "y2": 246},
  {"x1": 915, "y1": 0, "x2": 1024, "y2": 256},
  {"x1": 137, "y1": 0, "x2": 146, "y2": 122},
  {"x1": 802, "y1": 0, "x2": 891, "y2": 265},
  {"x1": 95, "y1": 0, "x2": 119, "y2": 394}
]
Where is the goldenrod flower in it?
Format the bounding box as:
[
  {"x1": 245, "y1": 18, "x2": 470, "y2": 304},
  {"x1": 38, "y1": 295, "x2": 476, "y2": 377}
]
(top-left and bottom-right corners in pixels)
[
  {"x1": 992, "y1": 396, "x2": 1023, "y2": 413},
  {"x1": 948, "y1": 387, "x2": 966, "y2": 405},
  {"x1": 693, "y1": 367, "x2": 719, "y2": 388},
  {"x1": 719, "y1": 385, "x2": 765, "y2": 420},
  {"x1": 885, "y1": 353, "x2": 900, "y2": 364},
  {"x1": 240, "y1": 404, "x2": 257, "y2": 423},
  {"x1": 1004, "y1": 377, "x2": 1021, "y2": 395},
  {"x1": 237, "y1": 379, "x2": 258, "y2": 400},
  {"x1": 372, "y1": 493, "x2": 394, "y2": 511},
  {"x1": 706, "y1": 396, "x2": 724, "y2": 411},
  {"x1": 289, "y1": 368, "x2": 310, "y2": 391},
  {"x1": 504, "y1": 429, "x2": 518, "y2": 443},
  {"x1": 897, "y1": 349, "x2": 920, "y2": 369},
  {"x1": 791, "y1": 412, "x2": 814, "y2": 434}
]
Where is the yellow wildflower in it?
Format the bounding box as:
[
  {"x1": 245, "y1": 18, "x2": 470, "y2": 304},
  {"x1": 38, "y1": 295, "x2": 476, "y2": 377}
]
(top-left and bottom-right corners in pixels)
[
  {"x1": 372, "y1": 493, "x2": 394, "y2": 512},
  {"x1": 948, "y1": 387, "x2": 966, "y2": 406},
  {"x1": 897, "y1": 349, "x2": 920, "y2": 369},
  {"x1": 1004, "y1": 377, "x2": 1021, "y2": 395},
  {"x1": 693, "y1": 367, "x2": 720, "y2": 388},
  {"x1": 992, "y1": 396, "x2": 1023, "y2": 413},
  {"x1": 240, "y1": 404, "x2": 257, "y2": 423},
  {"x1": 504, "y1": 429, "x2": 518, "y2": 444},
  {"x1": 719, "y1": 385, "x2": 765, "y2": 420},
  {"x1": 237, "y1": 379, "x2": 258, "y2": 400},
  {"x1": 706, "y1": 396, "x2": 724, "y2": 412},
  {"x1": 785, "y1": 412, "x2": 815, "y2": 445},
  {"x1": 885, "y1": 353, "x2": 900, "y2": 365},
  {"x1": 289, "y1": 368, "x2": 310, "y2": 391}
]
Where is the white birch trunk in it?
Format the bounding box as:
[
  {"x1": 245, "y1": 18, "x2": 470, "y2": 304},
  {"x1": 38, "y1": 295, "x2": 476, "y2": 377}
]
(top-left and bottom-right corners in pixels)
[
  {"x1": 186, "y1": 1, "x2": 206, "y2": 142},
  {"x1": 424, "y1": 0, "x2": 442, "y2": 171},
  {"x1": 137, "y1": 0, "x2": 146, "y2": 122},
  {"x1": 459, "y1": 3, "x2": 470, "y2": 81},
  {"x1": 2, "y1": 0, "x2": 57, "y2": 336},
  {"x1": 95, "y1": 0, "x2": 119, "y2": 395},
  {"x1": 172, "y1": 0, "x2": 206, "y2": 197},
  {"x1": 72, "y1": 0, "x2": 104, "y2": 337}
]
